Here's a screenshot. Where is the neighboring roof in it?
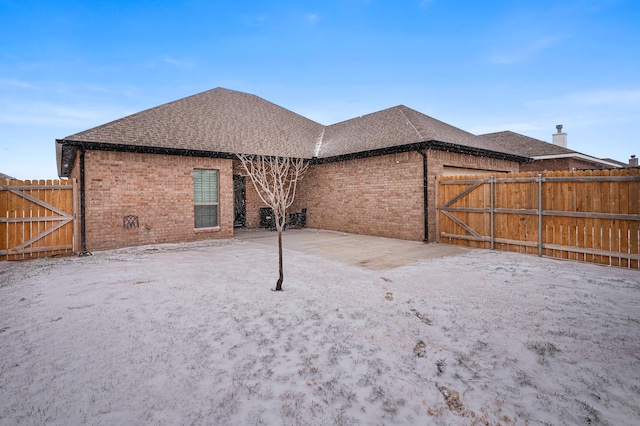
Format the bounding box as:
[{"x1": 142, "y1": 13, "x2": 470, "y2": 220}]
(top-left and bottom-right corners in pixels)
[
  {"x1": 0, "y1": 173, "x2": 16, "y2": 180},
  {"x1": 56, "y1": 88, "x2": 529, "y2": 177},
  {"x1": 478, "y1": 131, "x2": 575, "y2": 157},
  {"x1": 601, "y1": 157, "x2": 629, "y2": 167},
  {"x1": 479, "y1": 131, "x2": 622, "y2": 168}
]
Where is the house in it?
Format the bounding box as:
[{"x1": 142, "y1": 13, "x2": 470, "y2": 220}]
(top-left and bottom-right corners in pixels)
[
  {"x1": 479, "y1": 128, "x2": 623, "y2": 171},
  {"x1": 55, "y1": 87, "x2": 618, "y2": 252},
  {"x1": 0, "y1": 173, "x2": 16, "y2": 180}
]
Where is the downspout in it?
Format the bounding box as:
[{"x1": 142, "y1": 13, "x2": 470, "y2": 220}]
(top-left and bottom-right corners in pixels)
[
  {"x1": 79, "y1": 147, "x2": 91, "y2": 256},
  {"x1": 417, "y1": 150, "x2": 429, "y2": 242}
]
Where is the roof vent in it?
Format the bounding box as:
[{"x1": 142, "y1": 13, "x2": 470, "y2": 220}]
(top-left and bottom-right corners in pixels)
[
  {"x1": 552, "y1": 124, "x2": 567, "y2": 148},
  {"x1": 630, "y1": 155, "x2": 638, "y2": 167}
]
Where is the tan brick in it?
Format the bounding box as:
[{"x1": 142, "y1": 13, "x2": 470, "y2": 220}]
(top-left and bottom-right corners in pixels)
[{"x1": 72, "y1": 151, "x2": 234, "y2": 251}]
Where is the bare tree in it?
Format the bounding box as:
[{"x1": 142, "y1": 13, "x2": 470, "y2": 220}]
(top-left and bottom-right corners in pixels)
[{"x1": 237, "y1": 154, "x2": 308, "y2": 291}]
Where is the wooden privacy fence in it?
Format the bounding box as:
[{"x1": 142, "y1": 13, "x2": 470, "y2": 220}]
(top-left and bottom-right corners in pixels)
[
  {"x1": 437, "y1": 169, "x2": 640, "y2": 269},
  {"x1": 1, "y1": 179, "x2": 76, "y2": 261}
]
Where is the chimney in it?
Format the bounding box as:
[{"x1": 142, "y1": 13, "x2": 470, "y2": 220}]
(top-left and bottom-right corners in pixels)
[
  {"x1": 630, "y1": 155, "x2": 639, "y2": 167},
  {"x1": 552, "y1": 124, "x2": 567, "y2": 148}
]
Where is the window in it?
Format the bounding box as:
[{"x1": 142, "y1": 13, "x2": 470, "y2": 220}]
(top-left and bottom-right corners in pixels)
[{"x1": 194, "y1": 169, "x2": 219, "y2": 228}]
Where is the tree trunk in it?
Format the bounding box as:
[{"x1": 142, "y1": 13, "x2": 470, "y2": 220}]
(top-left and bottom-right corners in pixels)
[
  {"x1": 236, "y1": 153, "x2": 308, "y2": 292},
  {"x1": 275, "y1": 228, "x2": 284, "y2": 291}
]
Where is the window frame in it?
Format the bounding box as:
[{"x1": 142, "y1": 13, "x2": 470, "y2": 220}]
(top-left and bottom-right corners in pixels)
[{"x1": 193, "y1": 169, "x2": 220, "y2": 229}]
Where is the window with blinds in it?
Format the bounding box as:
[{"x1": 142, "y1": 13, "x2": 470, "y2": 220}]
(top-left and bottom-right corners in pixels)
[{"x1": 194, "y1": 169, "x2": 219, "y2": 228}]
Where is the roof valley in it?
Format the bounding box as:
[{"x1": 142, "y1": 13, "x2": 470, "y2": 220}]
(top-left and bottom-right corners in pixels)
[{"x1": 314, "y1": 127, "x2": 325, "y2": 158}]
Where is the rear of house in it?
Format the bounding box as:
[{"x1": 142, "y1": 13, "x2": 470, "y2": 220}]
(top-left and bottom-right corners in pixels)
[{"x1": 54, "y1": 88, "x2": 625, "y2": 253}]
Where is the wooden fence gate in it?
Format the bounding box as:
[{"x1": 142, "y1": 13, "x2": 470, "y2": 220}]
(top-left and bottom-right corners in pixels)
[
  {"x1": 1, "y1": 179, "x2": 76, "y2": 261},
  {"x1": 437, "y1": 169, "x2": 640, "y2": 269}
]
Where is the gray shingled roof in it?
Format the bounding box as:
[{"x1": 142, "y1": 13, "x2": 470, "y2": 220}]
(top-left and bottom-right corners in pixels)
[
  {"x1": 0, "y1": 172, "x2": 16, "y2": 180},
  {"x1": 601, "y1": 157, "x2": 629, "y2": 167},
  {"x1": 57, "y1": 88, "x2": 529, "y2": 176},
  {"x1": 62, "y1": 89, "x2": 492, "y2": 160},
  {"x1": 478, "y1": 131, "x2": 576, "y2": 157},
  {"x1": 319, "y1": 105, "x2": 486, "y2": 157},
  {"x1": 63, "y1": 88, "x2": 324, "y2": 158}
]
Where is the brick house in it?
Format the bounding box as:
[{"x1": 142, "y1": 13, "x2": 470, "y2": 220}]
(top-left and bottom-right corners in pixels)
[
  {"x1": 55, "y1": 87, "x2": 617, "y2": 251},
  {"x1": 479, "y1": 129, "x2": 623, "y2": 171}
]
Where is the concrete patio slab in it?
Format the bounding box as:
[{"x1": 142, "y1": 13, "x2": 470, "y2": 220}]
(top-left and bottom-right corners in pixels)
[{"x1": 234, "y1": 228, "x2": 470, "y2": 270}]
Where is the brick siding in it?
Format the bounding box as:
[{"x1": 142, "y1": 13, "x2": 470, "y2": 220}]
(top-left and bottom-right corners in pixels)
[
  {"x1": 293, "y1": 152, "x2": 425, "y2": 241},
  {"x1": 75, "y1": 150, "x2": 233, "y2": 251}
]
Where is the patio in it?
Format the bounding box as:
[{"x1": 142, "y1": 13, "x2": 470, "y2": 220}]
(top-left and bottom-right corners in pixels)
[{"x1": 234, "y1": 228, "x2": 470, "y2": 270}]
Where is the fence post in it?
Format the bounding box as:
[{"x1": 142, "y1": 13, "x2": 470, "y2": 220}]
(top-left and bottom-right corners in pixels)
[
  {"x1": 490, "y1": 176, "x2": 495, "y2": 250},
  {"x1": 538, "y1": 174, "x2": 543, "y2": 256}
]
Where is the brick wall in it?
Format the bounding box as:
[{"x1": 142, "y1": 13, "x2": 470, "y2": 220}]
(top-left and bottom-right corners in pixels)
[
  {"x1": 78, "y1": 150, "x2": 233, "y2": 251},
  {"x1": 293, "y1": 152, "x2": 425, "y2": 241}
]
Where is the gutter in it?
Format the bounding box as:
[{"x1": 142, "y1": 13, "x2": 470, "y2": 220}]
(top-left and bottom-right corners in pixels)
[
  {"x1": 78, "y1": 147, "x2": 91, "y2": 256},
  {"x1": 56, "y1": 139, "x2": 237, "y2": 177},
  {"x1": 57, "y1": 138, "x2": 529, "y2": 174},
  {"x1": 69, "y1": 141, "x2": 237, "y2": 159},
  {"x1": 417, "y1": 150, "x2": 429, "y2": 242},
  {"x1": 311, "y1": 140, "x2": 529, "y2": 165}
]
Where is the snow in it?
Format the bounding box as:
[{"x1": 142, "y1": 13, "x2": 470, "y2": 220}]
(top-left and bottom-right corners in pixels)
[{"x1": 1, "y1": 238, "x2": 639, "y2": 425}]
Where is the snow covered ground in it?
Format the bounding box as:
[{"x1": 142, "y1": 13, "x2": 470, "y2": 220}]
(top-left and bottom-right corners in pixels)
[{"x1": 1, "y1": 238, "x2": 639, "y2": 425}]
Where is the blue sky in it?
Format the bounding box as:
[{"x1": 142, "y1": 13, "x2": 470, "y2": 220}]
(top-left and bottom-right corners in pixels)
[{"x1": 1, "y1": 0, "x2": 638, "y2": 179}]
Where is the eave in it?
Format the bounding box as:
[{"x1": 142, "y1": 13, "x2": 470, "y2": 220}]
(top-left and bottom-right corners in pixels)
[
  {"x1": 311, "y1": 140, "x2": 530, "y2": 165},
  {"x1": 56, "y1": 139, "x2": 237, "y2": 177}
]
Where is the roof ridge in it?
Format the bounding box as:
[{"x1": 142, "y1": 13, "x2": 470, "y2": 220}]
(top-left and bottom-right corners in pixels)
[{"x1": 397, "y1": 106, "x2": 422, "y2": 139}]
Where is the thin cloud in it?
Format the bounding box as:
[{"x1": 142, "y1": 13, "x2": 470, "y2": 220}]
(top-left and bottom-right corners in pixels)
[
  {"x1": 490, "y1": 36, "x2": 564, "y2": 64},
  {"x1": 163, "y1": 56, "x2": 194, "y2": 68},
  {"x1": 529, "y1": 88, "x2": 640, "y2": 107},
  {"x1": 163, "y1": 56, "x2": 181, "y2": 65},
  {"x1": 565, "y1": 89, "x2": 640, "y2": 106},
  {"x1": 242, "y1": 14, "x2": 268, "y2": 27},
  {"x1": 0, "y1": 100, "x2": 131, "y2": 128},
  {"x1": 0, "y1": 78, "x2": 40, "y2": 90}
]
